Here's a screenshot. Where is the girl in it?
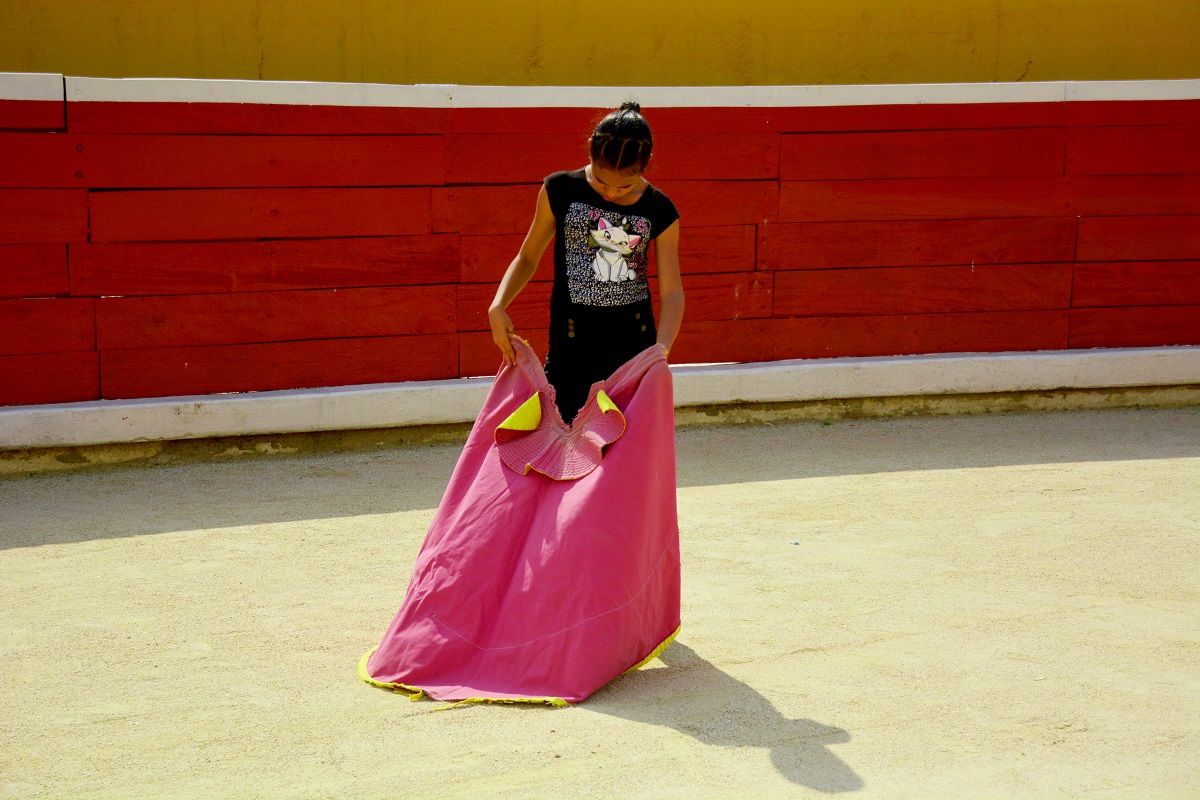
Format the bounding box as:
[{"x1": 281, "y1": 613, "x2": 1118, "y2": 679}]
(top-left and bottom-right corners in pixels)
[
  {"x1": 488, "y1": 101, "x2": 685, "y2": 423},
  {"x1": 358, "y1": 102, "x2": 684, "y2": 706}
]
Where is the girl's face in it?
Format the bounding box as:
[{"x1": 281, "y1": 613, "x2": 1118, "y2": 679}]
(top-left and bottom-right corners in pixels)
[{"x1": 587, "y1": 159, "x2": 646, "y2": 203}]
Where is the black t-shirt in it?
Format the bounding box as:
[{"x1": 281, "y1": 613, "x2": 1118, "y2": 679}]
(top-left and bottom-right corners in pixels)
[
  {"x1": 539, "y1": 168, "x2": 679, "y2": 423},
  {"x1": 542, "y1": 168, "x2": 680, "y2": 312}
]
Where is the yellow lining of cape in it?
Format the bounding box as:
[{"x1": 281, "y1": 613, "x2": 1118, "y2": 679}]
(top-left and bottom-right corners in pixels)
[
  {"x1": 496, "y1": 388, "x2": 621, "y2": 440},
  {"x1": 356, "y1": 624, "x2": 681, "y2": 709},
  {"x1": 620, "y1": 623, "x2": 681, "y2": 675},
  {"x1": 595, "y1": 388, "x2": 618, "y2": 414},
  {"x1": 495, "y1": 390, "x2": 541, "y2": 433},
  {"x1": 356, "y1": 647, "x2": 428, "y2": 701}
]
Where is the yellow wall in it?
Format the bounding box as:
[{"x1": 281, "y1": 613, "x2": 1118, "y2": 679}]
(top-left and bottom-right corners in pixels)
[{"x1": 2, "y1": 0, "x2": 1198, "y2": 85}]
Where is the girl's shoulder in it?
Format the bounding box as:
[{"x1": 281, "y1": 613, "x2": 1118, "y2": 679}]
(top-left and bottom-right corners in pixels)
[
  {"x1": 543, "y1": 168, "x2": 585, "y2": 186},
  {"x1": 643, "y1": 182, "x2": 679, "y2": 227},
  {"x1": 643, "y1": 181, "x2": 673, "y2": 204},
  {"x1": 542, "y1": 169, "x2": 586, "y2": 219},
  {"x1": 542, "y1": 168, "x2": 586, "y2": 202}
]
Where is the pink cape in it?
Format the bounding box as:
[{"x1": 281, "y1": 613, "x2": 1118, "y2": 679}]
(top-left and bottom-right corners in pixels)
[{"x1": 358, "y1": 336, "x2": 681, "y2": 705}]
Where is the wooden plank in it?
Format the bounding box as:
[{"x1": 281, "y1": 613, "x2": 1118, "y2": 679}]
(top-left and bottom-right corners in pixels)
[
  {"x1": 760, "y1": 218, "x2": 1076, "y2": 269},
  {"x1": 449, "y1": 107, "x2": 782, "y2": 135},
  {"x1": 89, "y1": 187, "x2": 431, "y2": 242},
  {"x1": 451, "y1": 106, "x2": 1051, "y2": 137},
  {"x1": 433, "y1": 185, "x2": 537, "y2": 234},
  {"x1": 672, "y1": 272, "x2": 773, "y2": 321},
  {"x1": 648, "y1": 225, "x2": 757, "y2": 275},
  {"x1": 441, "y1": 104, "x2": 1067, "y2": 137},
  {"x1": 445, "y1": 135, "x2": 581, "y2": 184},
  {"x1": 652, "y1": 133, "x2": 778, "y2": 179},
  {"x1": 0, "y1": 134, "x2": 82, "y2": 187},
  {"x1": 1065, "y1": 99, "x2": 1200, "y2": 127},
  {"x1": 445, "y1": 132, "x2": 778, "y2": 183},
  {"x1": 1069, "y1": 306, "x2": 1200, "y2": 348},
  {"x1": 0, "y1": 131, "x2": 436, "y2": 191},
  {"x1": 1073, "y1": 262, "x2": 1200, "y2": 308},
  {"x1": 772, "y1": 309, "x2": 1068, "y2": 359},
  {"x1": 1066, "y1": 175, "x2": 1200, "y2": 217},
  {"x1": 0, "y1": 244, "x2": 67, "y2": 298},
  {"x1": 95, "y1": 286, "x2": 456, "y2": 350},
  {"x1": 0, "y1": 351, "x2": 99, "y2": 406},
  {"x1": 781, "y1": 128, "x2": 1065, "y2": 180},
  {"x1": 76, "y1": 134, "x2": 444, "y2": 188},
  {"x1": 70, "y1": 236, "x2": 460, "y2": 297},
  {"x1": 69, "y1": 102, "x2": 448, "y2": 135},
  {"x1": 779, "y1": 177, "x2": 1072, "y2": 221},
  {"x1": 457, "y1": 281, "x2": 553, "y2": 331},
  {"x1": 60, "y1": 100, "x2": 1199, "y2": 136},
  {"x1": 597, "y1": 102, "x2": 1070, "y2": 136},
  {"x1": 670, "y1": 318, "x2": 774, "y2": 364},
  {"x1": 1077, "y1": 215, "x2": 1200, "y2": 261},
  {"x1": 101, "y1": 334, "x2": 459, "y2": 399},
  {"x1": 459, "y1": 329, "x2": 550, "y2": 377},
  {"x1": 449, "y1": 108, "x2": 608, "y2": 135},
  {"x1": 0, "y1": 99, "x2": 64, "y2": 131},
  {"x1": 0, "y1": 297, "x2": 95, "y2": 355},
  {"x1": 655, "y1": 180, "x2": 778, "y2": 227},
  {"x1": 459, "y1": 234, "x2": 555, "y2": 283},
  {"x1": 764, "y1": 101, "x2": 1066, "y2": 133},
  {"x1": 1067, "y1": 125, "x2": 1200, "y2": 176},
  {"x1": 0, "y1": 190, "x2": 88, "y2": 243},
  {"x1": 774, "y1": 264, "x2": 1072, "y2": 316},
  {"x1": 647, "y1": 108, "x2": 784, "y2": 135},
  {"x1": 778, "y1": 175, "x2": 1200, "y2": 222}
]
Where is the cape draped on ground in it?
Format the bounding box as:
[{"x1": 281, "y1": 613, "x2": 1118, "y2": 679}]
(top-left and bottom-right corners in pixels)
[{"x1": 358, "y1": 336, "x2": 681, "y2": 705}]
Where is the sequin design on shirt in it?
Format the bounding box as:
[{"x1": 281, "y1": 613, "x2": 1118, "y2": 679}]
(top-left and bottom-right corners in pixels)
[{"x1": 563, "y1": 201, "x2": 653, "y2": 306}]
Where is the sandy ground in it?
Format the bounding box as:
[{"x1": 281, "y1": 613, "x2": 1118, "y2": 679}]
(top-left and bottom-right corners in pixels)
[{"x1": 2, "y1": 406, "x2": 1198, "y2": 799}]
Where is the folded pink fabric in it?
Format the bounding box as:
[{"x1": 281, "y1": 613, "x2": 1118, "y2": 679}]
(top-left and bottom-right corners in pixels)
[{"x1": 359, "y1": 336, "x2": 681, "y2": 705}]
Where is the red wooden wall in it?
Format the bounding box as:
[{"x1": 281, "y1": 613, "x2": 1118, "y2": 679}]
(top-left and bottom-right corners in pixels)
[{"x1": 2, "y1": 91, "x2": 1199, "y2": 406}]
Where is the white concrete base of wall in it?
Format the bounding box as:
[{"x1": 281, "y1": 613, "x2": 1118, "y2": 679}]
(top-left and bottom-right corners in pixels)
[{"x1": 2, "y1": 346, "x2": 1198, "y2": 451}]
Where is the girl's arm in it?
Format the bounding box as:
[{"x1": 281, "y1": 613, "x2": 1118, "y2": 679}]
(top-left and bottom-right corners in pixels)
[
  {"x1": 489, "y1": 184, "x2": 556, "y2": 365},
  {"x1": 652, "y1": 219, "x2": 684, "y2": 357}
]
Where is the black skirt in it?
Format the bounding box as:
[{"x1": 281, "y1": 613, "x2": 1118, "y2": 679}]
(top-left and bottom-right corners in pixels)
[{"x1": 543, "y1": 299, "x2": 657, "y2": 425}]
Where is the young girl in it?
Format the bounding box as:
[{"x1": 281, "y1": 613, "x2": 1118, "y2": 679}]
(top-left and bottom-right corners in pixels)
[
  {"x1": 358, "y1": 102, "x2": 684, "y2": 706},
  {"x1": 488, "y1": 101, "x2": 685, "y2": 422}
]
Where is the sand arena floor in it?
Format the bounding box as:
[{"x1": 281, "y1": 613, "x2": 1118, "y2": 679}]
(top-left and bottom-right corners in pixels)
[{"x1": 2, "y1": 406, "x2": 1198, "y2": 799}]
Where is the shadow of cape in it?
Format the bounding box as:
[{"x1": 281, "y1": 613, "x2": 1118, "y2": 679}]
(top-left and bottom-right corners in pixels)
[{"x1": 581, "y1": 641, "x2": 864, "y2": 792}]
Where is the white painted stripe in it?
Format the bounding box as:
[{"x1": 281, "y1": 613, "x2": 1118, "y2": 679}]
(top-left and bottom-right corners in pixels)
[
  {"x1": 2, "y1": 346, "x2": 1196, "y2": 450},
  {"x1": 436, "y1": 80, "x2": 1069, "y2": 107},
  {"x1": 1066, "y1": 79, "x2": 1200, "y2": 102},
  {"x1": 61, "y1": 75, "x2": 1200, "y2": 108},
  {"x1": 671, "y1": 345, "x2": 1200, "y2": 407},
  {"x1": 66, "y1": 76, "x2": 455, "y2": 107},
  {"x1": 0, "y1": 72, "x2": 64, "y2": 102}
]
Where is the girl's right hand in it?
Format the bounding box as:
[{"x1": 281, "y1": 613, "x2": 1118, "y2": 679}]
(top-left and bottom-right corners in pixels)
[{"x1": 488, "y1": 306, "x2": 517, "y2": 366}]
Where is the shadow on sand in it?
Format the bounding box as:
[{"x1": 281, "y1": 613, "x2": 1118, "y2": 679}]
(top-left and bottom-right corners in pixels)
[{"x1": 583, "y1": 640, "x2": 863, "y2": 792}]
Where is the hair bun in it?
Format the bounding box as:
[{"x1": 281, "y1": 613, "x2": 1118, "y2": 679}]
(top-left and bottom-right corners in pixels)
[{"x1": 590, "y1": 103, "x2": 653, "y2": 172}]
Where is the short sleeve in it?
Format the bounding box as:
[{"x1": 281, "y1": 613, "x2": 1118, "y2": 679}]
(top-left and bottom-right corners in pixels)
[
  {"x1": 542, "y1": 171, "x2": 567, "y2": 219},
  {"x1": 653, "y1": 191, "x2": 679, "y2": 237}
]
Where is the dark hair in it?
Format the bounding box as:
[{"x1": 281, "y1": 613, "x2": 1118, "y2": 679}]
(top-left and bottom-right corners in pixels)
[{"x1": 589, "y1": 101, "x2": 653, "y2": 174}]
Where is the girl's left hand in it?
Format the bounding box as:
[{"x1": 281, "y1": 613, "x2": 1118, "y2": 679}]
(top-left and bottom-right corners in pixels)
[{"x1": 489, "y1": 306, "x2": 518, "y2": 366}]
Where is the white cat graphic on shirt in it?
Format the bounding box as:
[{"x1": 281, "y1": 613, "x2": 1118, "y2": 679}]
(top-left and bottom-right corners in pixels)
[{"x1": 589, "y1": 218, "x2": 642, "y2": 282}]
